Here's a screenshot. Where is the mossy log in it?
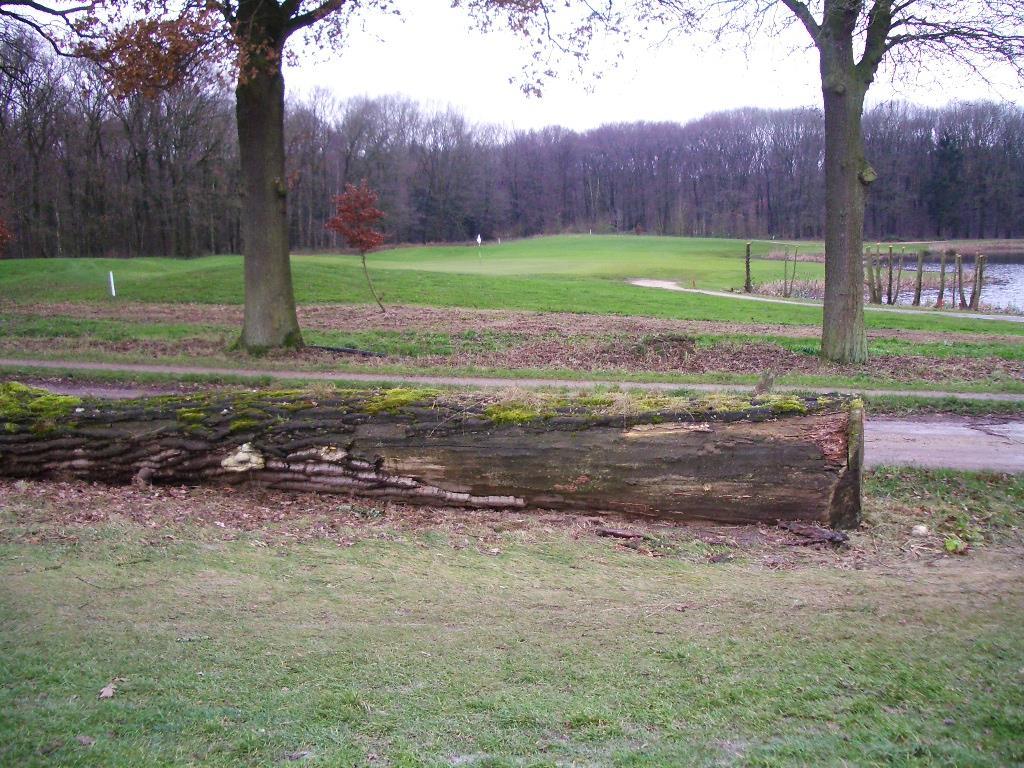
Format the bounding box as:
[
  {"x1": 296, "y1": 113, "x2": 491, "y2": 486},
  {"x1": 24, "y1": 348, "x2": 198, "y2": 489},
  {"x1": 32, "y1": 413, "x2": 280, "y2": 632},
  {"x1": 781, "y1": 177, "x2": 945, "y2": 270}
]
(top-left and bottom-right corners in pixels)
[{"x1": 0, "y1": 383, "x2": 863, "y2": 528}]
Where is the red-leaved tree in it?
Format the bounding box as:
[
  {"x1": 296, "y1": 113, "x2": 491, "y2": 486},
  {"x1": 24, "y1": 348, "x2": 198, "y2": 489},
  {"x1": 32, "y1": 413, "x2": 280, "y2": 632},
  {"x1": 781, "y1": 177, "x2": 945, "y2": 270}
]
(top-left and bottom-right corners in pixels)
[
  {"x1": 326, "y1": 180, "x2": 387, "y2": 314},
  {"x1": 0, "y1": 218, "x2": 13, "y2": 258}
]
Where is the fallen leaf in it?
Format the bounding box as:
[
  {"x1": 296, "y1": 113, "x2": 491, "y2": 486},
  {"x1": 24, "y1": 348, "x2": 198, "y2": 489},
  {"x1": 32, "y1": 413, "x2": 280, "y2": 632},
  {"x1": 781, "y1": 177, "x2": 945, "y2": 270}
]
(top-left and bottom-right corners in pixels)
[
  {"x1": 76, "y1": 735, "x2": 96, "y2": 746},
  {"x1": 284, "y1": 750, "x2": 313, "y2": 761},
  {"x1": 98, "y1": 682, "x2": 117, "y2": 700}
]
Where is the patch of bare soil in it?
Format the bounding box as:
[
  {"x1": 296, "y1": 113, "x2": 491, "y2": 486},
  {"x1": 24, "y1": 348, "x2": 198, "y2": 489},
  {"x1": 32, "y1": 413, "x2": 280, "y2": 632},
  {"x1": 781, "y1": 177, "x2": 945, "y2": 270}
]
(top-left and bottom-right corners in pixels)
[
  {"x1": 0, "y1": 478, "x2": 1009, "y2": 574},
  {"x1": 0, "y1": 336, "x2": 229, "y2": 360},
  {"x1": 407, "y1": 335, "x2": 1020, "y2": 383},
  {"x1": 3, "y1": 329, "x2": 1020, "y2": 383},
  {"x1": 14, "y1": 376, "x2": 217, "y2": 399},
  {"x1": 5, "y1": 300, "x2": 1022, "y2": 347}
]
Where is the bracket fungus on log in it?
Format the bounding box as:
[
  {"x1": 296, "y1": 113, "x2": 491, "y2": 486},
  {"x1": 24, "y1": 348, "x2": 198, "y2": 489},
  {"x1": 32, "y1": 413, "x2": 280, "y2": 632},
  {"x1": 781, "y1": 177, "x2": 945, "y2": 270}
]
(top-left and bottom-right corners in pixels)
[{"x1": 0, "y1": 382, "x2": 863, "y2": 528}]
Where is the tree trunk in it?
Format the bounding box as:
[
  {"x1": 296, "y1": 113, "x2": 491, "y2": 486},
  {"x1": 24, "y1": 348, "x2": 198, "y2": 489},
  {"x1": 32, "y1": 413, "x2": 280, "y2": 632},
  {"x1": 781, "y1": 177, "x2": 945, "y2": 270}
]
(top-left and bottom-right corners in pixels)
[
  {"x1": 235, "y1": 63, "x2": 303, "y2": 352},
  {"x1": 819, "y1": 52, "x2": 870, "y2": 363},
  {"x1": 0, "y1": 384, "x2": 863, "y2": 529}
]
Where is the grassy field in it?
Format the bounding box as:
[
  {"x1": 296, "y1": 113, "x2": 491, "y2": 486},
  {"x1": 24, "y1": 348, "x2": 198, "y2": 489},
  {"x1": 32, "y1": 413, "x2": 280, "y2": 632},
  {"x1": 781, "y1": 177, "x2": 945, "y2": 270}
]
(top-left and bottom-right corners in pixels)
[
  {"x1": 2, "y1": 469, "x2": 1023, "y2": 767},
  {"x1": 2, "y1": 311, "x2": 1023, "y2": 395},
  {"x1": 3, "y1": 236, "x2": 1023, "y2": 766},
  {"x1": 3, "y1": 235, "x2": 1024, "y2": 402},
  {"x1": 2, "y1": 235, "x2": 1022, "y2": 337}
]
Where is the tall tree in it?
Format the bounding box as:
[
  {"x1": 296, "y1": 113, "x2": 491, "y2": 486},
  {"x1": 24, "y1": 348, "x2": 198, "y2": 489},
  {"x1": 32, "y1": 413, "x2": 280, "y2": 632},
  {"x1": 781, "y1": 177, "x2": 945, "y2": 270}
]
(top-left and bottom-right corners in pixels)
[
  {"x1": 643, "y1": 0, "x2": 1024, "y2": 362},
  {"x1": 925, "y1": 130, "x2": 964, "y2": 237},
  {"x1": 76, "y1": 0, "x2": 608, "y2": 351}
]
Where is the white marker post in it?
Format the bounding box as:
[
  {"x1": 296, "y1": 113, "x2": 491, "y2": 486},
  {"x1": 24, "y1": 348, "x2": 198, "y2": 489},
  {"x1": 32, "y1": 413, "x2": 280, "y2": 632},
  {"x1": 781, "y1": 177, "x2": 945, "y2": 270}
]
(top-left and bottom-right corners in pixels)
[
  {"x1": 108, "y1": 271, "x2": 116, "y2": 298},
  {"x1": 476, "y1": 233, "x2": 482, "y2": 262}
]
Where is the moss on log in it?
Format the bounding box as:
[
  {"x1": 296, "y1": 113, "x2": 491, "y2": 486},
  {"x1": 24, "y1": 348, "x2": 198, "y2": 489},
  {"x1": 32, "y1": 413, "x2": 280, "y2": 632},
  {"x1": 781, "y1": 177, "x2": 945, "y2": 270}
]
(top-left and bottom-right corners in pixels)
[{"x1": 0, "y1": 383, "x2": 863, "y2": 528}]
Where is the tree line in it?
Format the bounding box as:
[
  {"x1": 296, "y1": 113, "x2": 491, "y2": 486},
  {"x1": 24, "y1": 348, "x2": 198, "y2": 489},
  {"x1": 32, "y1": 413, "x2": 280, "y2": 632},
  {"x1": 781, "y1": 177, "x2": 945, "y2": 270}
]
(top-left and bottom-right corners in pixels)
[{"x1": 2, "y1": 35, "x2": 1023, "y2": 261}]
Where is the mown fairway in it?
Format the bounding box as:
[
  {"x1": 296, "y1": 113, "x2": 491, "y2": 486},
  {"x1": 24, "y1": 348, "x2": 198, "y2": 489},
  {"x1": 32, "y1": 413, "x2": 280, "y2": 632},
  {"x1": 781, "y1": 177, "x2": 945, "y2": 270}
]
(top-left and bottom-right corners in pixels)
[{"x1": 2, "y1": 234, "x2": 1021, "y2": 337}]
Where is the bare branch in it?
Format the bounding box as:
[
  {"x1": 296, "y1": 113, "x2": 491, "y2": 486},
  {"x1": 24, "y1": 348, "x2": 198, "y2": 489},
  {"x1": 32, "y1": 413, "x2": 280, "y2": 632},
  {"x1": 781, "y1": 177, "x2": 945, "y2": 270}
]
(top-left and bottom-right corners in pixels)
[{"x1": 779, "y1": 0, "x2": 819, "y2": 41}]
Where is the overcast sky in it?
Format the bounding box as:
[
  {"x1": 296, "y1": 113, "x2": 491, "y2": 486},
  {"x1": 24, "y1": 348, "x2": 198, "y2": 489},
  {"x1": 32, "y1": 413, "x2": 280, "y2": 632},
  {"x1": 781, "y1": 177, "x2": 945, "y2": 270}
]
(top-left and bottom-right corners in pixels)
[{"x1": 285, "y1": 1, "x2": 1024, "y2": 131}]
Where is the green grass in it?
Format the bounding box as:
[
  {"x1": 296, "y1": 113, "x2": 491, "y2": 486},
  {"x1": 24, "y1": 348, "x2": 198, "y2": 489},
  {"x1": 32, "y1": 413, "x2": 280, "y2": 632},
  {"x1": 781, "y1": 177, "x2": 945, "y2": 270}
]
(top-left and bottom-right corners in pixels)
[
  {"x1": 2, "y1": 359, "x2": 1023, "y2": 398},
  {"x1": 863, "y1": 394, "x2": 1024, "y2": 417},
  {"x1": 3, "y1": 314, "x2": 1024, "y2": 397},
  {"x1": 3, "y1": 235, "x2": 1022, "y2": 336},
  {"x1": 372, "y1": 235, "x2": 791, "y2": 281},
  {"x1": 1, "y1": 468, "x2": 1023, "y2": 766}
]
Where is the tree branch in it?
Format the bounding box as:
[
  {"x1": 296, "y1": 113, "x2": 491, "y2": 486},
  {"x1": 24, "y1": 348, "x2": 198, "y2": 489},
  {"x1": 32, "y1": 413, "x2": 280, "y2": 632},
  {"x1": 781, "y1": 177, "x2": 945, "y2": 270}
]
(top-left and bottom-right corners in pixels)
[
  {"x1": 285, "y1": 0, "x2": 350, "y2": 34},
  {"x1": 858, "y1": 0, "x2": 893, "y2": 76},
  {"x1": 779, "y1": 0, "x2": 820, "y2": 42}
]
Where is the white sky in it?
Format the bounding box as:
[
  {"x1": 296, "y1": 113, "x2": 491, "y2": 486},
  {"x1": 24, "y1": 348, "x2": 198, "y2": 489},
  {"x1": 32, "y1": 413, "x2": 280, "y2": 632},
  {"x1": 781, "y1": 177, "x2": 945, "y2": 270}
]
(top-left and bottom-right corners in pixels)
[{"x1": 285, "y1": 1, "x2": 1024, "y2": 131}]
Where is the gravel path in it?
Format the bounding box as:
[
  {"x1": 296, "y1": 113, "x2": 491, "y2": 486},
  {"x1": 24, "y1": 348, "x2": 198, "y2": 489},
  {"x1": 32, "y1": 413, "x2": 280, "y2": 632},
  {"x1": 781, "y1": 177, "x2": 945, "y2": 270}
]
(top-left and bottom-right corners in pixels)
[
  {"x1": 3, "y1": 356, "x2": 1024, "y2": 402},
  {"x1": 865, "y1": 417, "x2": 1024, "y2": 472},
  {"x1": 628, "y1": 279, "x2": 1024, "y2": 324}
]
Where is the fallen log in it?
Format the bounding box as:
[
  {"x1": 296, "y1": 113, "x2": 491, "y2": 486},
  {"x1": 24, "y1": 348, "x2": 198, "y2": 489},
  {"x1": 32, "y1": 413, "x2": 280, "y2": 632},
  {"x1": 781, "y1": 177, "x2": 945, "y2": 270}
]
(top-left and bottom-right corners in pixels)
[{"x1": 0, "y1": 383, "x2": 863, "y2": 528}]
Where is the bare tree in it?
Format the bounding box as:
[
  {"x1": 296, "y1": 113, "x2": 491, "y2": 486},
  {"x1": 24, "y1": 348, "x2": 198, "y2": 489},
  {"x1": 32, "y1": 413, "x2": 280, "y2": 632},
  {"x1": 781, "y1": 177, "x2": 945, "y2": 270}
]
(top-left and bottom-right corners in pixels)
[
  {"x1": 0, "y1": 0, "x2": 98, "y2": 57},
  {"x1": 5, "y1": 34, "x2": 1024, "y2": 264},
  {"x1": 642, "y1": 0, "x2": 1024, "y2": 362}
]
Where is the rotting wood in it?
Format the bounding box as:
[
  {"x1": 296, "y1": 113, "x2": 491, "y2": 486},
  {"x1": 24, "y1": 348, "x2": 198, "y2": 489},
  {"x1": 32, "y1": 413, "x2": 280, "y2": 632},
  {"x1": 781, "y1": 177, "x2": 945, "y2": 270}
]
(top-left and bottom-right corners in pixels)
[
  {"x1": 778, "y1": 520, "x2": 850, "y2": 546},
  {"x1": 0, "y1": 383, "x2": 864, "y2": 528},
  {"x1": 596, "y1": 527, "x2": 650, "y2": 540}
]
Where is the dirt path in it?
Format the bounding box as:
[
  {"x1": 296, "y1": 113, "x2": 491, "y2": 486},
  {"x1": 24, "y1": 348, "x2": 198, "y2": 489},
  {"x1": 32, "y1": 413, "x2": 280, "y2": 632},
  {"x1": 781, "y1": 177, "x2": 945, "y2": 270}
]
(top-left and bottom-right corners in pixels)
[
  {"x1": 628, "y1": 279, "x2": 1024, "y2": 324},
  {"x1": 5, "y1": 357, "x2": 1024, "y2": 402},
  {"x1": 3, "y1": 356, "x2": 1024, "y2": 402},
  {"x1": 4, "y1": 357, "x2": 1024, "y2": 473},
  {"x1": 6, "y1": 300, "x2": 1023, "y2": 345}
]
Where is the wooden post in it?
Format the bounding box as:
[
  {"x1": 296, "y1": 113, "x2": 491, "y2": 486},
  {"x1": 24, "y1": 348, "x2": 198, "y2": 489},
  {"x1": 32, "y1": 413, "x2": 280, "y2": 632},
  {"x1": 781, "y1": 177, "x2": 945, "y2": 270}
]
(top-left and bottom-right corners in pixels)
[
  {"x1": 864, "y1": 248, "x2": 876, "y2": 303},
  {"x1": 893, "y1": 247, "x2": 905, "y2": 305},
  {"x1": 788, "y1": 251, "x2": 798, "y2": 297},
  {"x1": 874, "y1": 244, "x2": 884, "y2": 304},
  {"x1": 936, "y1": 252, "x2": 947, "y2": 308},
  {"x1": 886, "y1": 245, "x2": 894, "y2": 305},
  {"x1": 948, "y1": 254, "x2": 958, "y2": 307},
  {"x1": 956, "y1": 254, "x2": 969, "y2": 308},
  {"x1": 744, "y1": 242, "x2": 753, "y2": 293},
  {"x1": 969, "y1": 255, "x2": 986, "y2": 310},
  {"x1": 912, "y1": 251, "x2": 924, "y2": 306},
  {"x1": 782, "y1": 248, "x2": 795, "y2": 297}
]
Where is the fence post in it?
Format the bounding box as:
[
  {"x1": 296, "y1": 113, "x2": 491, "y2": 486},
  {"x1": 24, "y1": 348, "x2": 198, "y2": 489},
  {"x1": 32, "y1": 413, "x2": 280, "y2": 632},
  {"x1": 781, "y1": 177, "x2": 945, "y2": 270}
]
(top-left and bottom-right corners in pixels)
[
  {"x1": 744, "y1": 242, "x2": 753, "y2": 293},
  {"x1": 969, "y1": 255, "x2": 986, "y2": 310},
  {"x1": 936, "y1": 252, "x2": 946, "y2": 308},
  {"x1": 912, "y1": 251, "x2": 924, "y2": 306}
]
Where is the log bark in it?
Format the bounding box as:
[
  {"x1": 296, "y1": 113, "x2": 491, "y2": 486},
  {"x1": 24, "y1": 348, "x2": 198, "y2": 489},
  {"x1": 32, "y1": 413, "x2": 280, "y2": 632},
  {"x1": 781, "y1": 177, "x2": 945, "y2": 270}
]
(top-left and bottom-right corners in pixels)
[{"x1": 0, "y1": 384, "x2": 864, "y2": 528}]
